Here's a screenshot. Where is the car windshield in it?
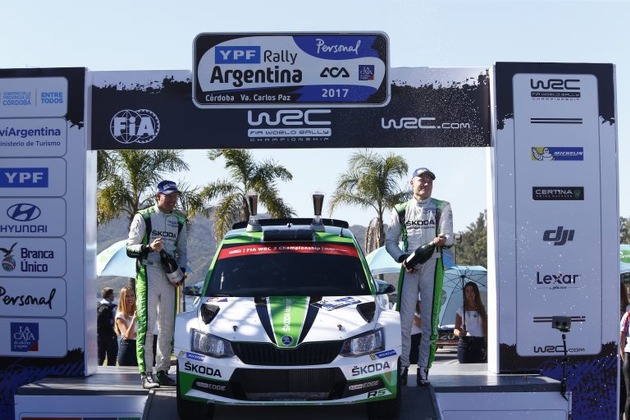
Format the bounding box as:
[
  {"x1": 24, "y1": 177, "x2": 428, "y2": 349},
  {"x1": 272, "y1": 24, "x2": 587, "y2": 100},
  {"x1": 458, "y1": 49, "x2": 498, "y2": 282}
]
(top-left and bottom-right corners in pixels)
[{"x1": 205, "y1": 242, "x2": 371, "y2": 297}]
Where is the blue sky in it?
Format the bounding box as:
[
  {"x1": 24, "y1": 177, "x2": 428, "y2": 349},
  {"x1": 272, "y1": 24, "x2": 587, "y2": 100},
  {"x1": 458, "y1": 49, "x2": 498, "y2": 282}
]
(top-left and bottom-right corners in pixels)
[{"x1": 2, "y1": 0, "x2": 627, "y2": 232}]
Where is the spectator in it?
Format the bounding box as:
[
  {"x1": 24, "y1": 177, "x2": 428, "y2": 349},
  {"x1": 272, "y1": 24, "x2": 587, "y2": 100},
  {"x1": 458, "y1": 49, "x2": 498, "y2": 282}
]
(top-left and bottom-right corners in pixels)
[
  {"x1": 115, "y1": 286, "x2": 138, "y2": 366},
  {"x1": 97, "y1": 287, "x2": 118, "y2": 366},
  {"x1": 454, "y1": 281, "x2": 487, "y2": 363}
]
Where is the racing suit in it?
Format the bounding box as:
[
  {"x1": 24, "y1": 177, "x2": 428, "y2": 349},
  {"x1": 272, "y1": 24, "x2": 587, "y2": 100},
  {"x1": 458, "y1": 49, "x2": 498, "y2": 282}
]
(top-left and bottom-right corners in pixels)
[
  {"x1": 127, "y1": 204, "x2": 187, "y2": 376},
  {"x1": 385, "y1": 197, "x2": 453, "y2": 375}
]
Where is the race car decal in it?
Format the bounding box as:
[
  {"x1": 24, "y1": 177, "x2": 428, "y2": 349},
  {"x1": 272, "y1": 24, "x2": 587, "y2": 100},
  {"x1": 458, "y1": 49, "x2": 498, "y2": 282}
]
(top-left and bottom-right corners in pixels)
[
  {"x1": 218, "y1": 242, "x2": 359, "y2": 259},
  {"x1": 313, "y1": 296, "x2": 361, "y2": 311},
  {"x1": 269, "y1": 296, "x2": 309, "y2": 348}
]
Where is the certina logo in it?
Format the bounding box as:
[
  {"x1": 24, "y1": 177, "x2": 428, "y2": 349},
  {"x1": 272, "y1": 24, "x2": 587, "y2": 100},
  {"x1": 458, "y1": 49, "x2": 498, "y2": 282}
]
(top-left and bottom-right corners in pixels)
[
  {"x1": 381, "y1": 117, "x2": 471, "y2": 130},
  {"x1": 529, "y1": 78, "x2": 581, "y2": 99},
  {"x1": 352, "y1": 361, "x2": 390, "y2": 376},
  {"x1": 247, "y1": 109, "x2": 331, "y2": 127},
  {"x1": 532, "y1": 186, "x2": 584, "y2": 201},
  {"x1": 543, "y1": 226, "x2": 575, "y2": 246},
  {"x1": 7, "y1": 203, "x2": 41, "y2": 222},
  {"x1": 184, "y1": 361, "x2": 222, "y2": 377},
  {"x1": 320, "y1": 67, "x2": 350, "y2": 78},
  {"x1": 110, "y1": 109, "x2": 161, "y2": 144}
]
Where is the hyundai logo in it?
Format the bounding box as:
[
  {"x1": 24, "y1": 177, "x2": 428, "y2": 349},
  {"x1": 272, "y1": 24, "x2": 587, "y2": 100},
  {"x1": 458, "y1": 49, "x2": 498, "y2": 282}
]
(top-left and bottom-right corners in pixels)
[{"x1": 7, "y1": 203, "x2": 41, "y2": 222}]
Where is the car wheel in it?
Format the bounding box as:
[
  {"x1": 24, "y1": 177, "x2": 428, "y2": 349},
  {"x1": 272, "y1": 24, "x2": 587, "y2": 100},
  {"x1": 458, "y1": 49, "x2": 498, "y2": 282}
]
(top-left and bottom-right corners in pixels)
[
  {"x1": 176, "y1": 366, "x2": 215, "y2": 420},
  {"x1": 366, "y1": 358, "x2": 401, "y2": 420}
]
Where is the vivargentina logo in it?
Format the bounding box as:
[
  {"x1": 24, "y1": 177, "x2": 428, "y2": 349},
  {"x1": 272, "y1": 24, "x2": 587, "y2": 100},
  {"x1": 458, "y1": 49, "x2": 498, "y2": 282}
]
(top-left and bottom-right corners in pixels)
[{"x1": 110, "y1": 109, "x2": 160, "y2": 144}]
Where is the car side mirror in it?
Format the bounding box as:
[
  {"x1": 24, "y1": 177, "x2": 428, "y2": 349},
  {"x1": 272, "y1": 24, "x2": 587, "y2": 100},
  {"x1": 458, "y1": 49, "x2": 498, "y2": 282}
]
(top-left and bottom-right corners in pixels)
[{"x1": 376, "y1": 280, "x2": 395, "y2": 295}]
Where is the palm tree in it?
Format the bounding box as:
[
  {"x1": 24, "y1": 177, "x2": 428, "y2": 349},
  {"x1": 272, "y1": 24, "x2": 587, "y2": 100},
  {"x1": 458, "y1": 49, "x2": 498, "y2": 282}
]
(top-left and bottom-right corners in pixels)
[
  {"x1": 97, "y1": 150, "x2": 190, "y2": 226},
  {"x1": 328, "y1": 149, "x2": 409, "y2": 252},
  {"x1": 200, "y1": 149, "x2": 295, "y2": 240}
]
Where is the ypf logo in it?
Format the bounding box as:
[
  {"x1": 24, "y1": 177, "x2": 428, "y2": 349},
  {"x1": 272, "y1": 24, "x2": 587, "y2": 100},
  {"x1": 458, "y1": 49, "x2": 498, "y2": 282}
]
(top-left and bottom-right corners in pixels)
[{"x1": 110, "y1": 109, "x2": 161, "y2": 144}]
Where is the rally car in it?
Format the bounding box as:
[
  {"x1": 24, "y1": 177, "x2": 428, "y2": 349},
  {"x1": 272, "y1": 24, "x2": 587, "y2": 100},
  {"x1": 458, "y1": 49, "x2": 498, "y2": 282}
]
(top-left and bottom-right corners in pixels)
[{"x1": 174, "y1": 194, "x2": 402, "y2": 419}]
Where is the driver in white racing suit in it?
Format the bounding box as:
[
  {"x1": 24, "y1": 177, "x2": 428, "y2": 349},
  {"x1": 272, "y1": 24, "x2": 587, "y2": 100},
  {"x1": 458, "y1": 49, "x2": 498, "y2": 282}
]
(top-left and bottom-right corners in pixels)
[
  {"x1": 386, "y1": 167, "x2": 453, "y2": 386},
  {"x1": 127, "y1": 180, "x2": 188, "y2": 389}
]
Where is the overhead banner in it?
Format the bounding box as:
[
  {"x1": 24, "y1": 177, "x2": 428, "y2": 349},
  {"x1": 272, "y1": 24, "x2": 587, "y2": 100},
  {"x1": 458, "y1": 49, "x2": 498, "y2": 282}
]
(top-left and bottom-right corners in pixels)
[
  {"x1": 90, "y1": 67, "x2": 491, "y2": 150},
  {"x1": 193, "y1": 32, "x2": 389, "y2": 108}
]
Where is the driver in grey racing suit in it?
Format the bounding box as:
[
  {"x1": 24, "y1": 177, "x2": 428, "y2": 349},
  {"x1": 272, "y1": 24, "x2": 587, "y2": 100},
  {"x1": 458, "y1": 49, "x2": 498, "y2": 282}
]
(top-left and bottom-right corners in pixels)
[{"x1": 386, "y1": 167, "x2": 453, "y2": 386}]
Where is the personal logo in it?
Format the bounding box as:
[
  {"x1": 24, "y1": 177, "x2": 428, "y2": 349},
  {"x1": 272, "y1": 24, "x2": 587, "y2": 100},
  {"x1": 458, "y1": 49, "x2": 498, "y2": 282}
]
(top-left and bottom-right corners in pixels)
[
  {"x1": 1, "y1": 242, "x2": 17, "y2": 272},
  {"x1": 543, "y1": 226, "x2": 575, "y2": 246},
  {"x1": 7, "y1": 203, "x2": 41, "y2": 222},
  {"x1": 110, "y1": 108, "x2": 161, "y2": 144},
  {"x1": 11, "y1": 322, "x2": 39, "y2": 352}
]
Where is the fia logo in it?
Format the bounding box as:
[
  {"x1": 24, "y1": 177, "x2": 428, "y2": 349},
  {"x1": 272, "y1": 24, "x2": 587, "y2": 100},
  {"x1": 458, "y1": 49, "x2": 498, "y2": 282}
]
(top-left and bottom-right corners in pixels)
[
  {"x1": 543, "y1": 226, "x2": 575, "y2": 246},
  {"x1": 110, "y1": 109, "x2": 161, "y2": 144}
]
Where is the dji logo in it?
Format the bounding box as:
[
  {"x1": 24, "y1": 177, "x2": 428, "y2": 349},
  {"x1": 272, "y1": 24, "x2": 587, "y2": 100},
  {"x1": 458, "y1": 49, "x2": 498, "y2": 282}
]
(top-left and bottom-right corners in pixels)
[{"x1": 543, "y1": 226, "x2": 575, "y2": 246}]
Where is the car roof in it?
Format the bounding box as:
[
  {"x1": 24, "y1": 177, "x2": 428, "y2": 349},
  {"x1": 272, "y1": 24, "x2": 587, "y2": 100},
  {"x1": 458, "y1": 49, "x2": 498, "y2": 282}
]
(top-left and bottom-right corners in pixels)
[{"x1": 225, "y1": 218, "x2": 356, "y2": 242}]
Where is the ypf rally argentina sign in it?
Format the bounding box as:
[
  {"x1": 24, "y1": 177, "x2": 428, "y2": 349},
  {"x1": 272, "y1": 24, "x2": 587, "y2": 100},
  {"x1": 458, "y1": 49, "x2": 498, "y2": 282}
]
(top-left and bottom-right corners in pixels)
[{"x1": 193, "y1": 32, "x2": 389, "y2": 108}]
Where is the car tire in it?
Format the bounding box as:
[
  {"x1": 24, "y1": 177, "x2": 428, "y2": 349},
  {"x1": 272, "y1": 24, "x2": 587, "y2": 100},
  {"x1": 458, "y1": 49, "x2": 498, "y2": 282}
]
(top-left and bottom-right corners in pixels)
[
  {"x1": 176, "y1": 365, "x2": 215, "y2": 420},
  {"x1": 366, "y1": 358, "x2": 401, "y2": 420}
]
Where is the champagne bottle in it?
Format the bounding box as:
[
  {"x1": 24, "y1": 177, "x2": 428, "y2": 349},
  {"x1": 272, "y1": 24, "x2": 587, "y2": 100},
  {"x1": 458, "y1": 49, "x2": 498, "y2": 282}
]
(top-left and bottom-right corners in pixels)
[
  {"x1": 160, "y1": 250, "x2": 183, "y2": 284},
  {"x1": 404, "y1": 240, "x2": 436, "y2": 268}
]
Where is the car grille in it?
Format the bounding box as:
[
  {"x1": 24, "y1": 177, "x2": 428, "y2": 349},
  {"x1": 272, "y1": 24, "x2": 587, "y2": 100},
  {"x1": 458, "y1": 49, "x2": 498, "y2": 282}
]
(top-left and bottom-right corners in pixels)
[
  {"x1": 230, "y1": 367, "x2": 345, "y2": 400},
  {"x1": 232, "y1": 341, "x2": 343, "y2": 366}
]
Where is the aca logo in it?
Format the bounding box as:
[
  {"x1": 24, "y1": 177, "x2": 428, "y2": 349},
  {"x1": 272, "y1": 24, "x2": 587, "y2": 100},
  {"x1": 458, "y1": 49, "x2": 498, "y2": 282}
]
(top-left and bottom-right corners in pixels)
[
  {"x1": 110, "y1": 109, "x2": 161, "y2": 144},
  {"x1": 11, "y1": 322, "x2": 39, "y2": 352},
  {"x1": 1, "y1": 241, "x2": 17, "y2": 272}
]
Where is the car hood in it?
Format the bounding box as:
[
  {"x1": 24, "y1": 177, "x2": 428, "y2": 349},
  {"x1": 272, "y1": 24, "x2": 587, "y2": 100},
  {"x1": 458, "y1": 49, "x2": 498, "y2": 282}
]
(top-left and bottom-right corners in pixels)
[{"x1": 193, "y1": 295, "x2": 385, "y2": 348}]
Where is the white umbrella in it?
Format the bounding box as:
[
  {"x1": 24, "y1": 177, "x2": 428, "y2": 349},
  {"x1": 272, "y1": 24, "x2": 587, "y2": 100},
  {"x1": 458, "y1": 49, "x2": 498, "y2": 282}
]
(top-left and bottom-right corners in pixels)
[
  {"x1": 365, "y1": 242, "x2": 455, "y2": 275},
  {"x1": 97, "y1": 239, "x2": 193, "y2": 278},
  {"x1": 439, "y1": 265, "x2": 487, "y2": 327},
  {"x1": 97, "y1": 239, "x2": 136, "y2": 278}
]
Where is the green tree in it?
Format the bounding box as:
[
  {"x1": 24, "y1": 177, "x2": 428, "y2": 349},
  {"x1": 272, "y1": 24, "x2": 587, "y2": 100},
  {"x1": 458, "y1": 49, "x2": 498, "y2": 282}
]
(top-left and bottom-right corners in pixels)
[
  {"x1": 621, "y1": 216, "x2": 630, "y2": 244},
  {"x1": 97, "y1": 150, "x2": 190, "y2": 226},
  {"x1": 200, "y1": 149, "x2": 295, "y2": 240},
  {"x1": 328, "y1": 149, "x2": 409, "y2": 252},
  {"x1": 456, "y1": 211, "x2": 487, "y2": 267}
]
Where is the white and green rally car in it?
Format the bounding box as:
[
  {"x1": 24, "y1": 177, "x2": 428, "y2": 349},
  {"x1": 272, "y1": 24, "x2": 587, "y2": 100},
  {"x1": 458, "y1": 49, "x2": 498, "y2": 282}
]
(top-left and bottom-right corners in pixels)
[{"x1": 174, "y1": 196, "x2": 401, "y2": 419}]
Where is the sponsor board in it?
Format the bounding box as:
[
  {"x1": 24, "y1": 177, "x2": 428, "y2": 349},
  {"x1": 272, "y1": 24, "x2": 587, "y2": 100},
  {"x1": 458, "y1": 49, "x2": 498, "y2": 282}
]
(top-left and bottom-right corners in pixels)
[
  {"x1": 0, "y1": 198, "x2": 67, "y2": 237},
  {"x1": 0, "y1": 118, "x2": 67, "y2": 157},
  {"x1": 0, "y1": 317, "x2": 68, "y2": 356},
  {"x1": 0, "y1": 238, "x2": 67, "y2": 277},
  {"x1": 0, "y1": 158, "x2": 66, "y2": 197},
  {"x1": 193, "y1": 33, "x2": 389, "y2": 108},
  {"x1": 0, "y1": 278, "x2": 67, "y2": 317},
  {"x1": 0, "y1": 77, "x2": 68, "y2": 118}
]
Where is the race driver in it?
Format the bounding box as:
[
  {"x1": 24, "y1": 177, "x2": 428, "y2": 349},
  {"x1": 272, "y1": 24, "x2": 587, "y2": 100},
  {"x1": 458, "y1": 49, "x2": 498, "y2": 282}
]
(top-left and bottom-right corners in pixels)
[
  {"x1": 126, "y1": 180, "x2": 188, "y2": 389},
  {"x1": 385, "y1": 167, "x2": 453, "y2": 386}
]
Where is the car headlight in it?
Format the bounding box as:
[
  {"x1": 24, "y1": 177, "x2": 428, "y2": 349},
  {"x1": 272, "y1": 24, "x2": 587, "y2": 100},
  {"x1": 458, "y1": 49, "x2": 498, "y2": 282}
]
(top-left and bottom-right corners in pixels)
[
  {"x1": 191, "y1": 329, "x2": 234, "y2": 358},
  {"x1": 340, "y1": 328, "x2": 384, "y2": 357}
]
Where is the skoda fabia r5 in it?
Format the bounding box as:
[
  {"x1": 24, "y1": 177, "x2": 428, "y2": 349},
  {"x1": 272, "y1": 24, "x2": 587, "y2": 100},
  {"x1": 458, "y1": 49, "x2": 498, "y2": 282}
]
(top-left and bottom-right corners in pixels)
[{"x1": 174, "y1": 194, "x2": 401, "y2": 419}]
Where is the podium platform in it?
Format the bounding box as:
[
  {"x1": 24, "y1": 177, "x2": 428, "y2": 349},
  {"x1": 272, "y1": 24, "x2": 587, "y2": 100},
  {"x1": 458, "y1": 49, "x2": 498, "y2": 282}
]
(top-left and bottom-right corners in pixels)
[{"x1": 14, "y1": 363, "x2": 570, "y2": 419}]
